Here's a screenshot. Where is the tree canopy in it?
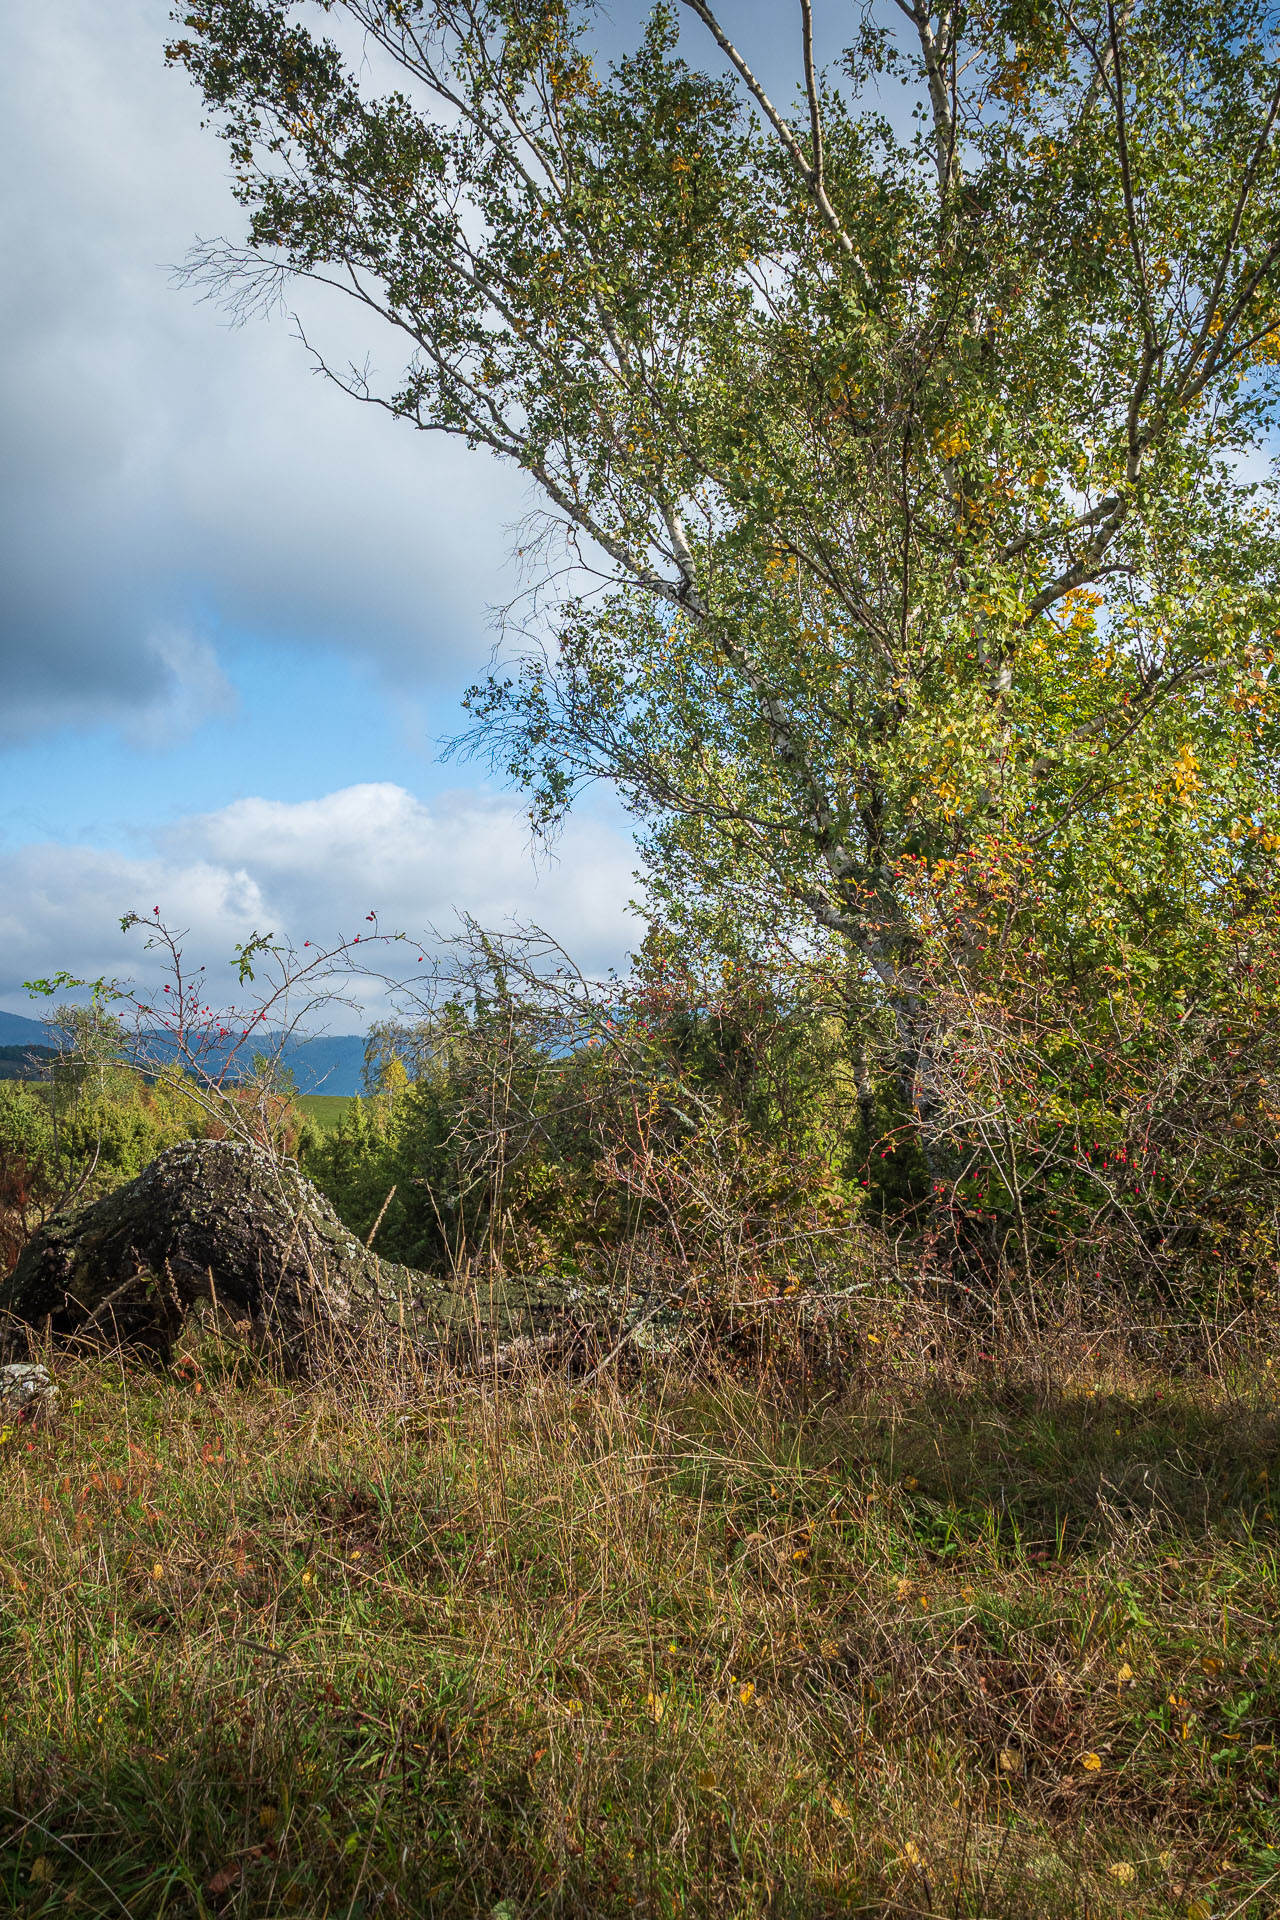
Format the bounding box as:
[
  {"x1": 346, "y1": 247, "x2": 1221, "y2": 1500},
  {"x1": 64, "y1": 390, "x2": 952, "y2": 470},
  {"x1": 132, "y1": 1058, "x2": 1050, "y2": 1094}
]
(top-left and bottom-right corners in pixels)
[{"x1": 169, "y1": 0, "x2": 1280, "y2": 1135}]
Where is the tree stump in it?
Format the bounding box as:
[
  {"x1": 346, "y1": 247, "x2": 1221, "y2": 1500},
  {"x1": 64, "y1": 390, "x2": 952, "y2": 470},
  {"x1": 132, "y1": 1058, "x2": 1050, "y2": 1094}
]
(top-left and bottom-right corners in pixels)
[{"x1": 0, "y1": 1138, "x2": 624, "y2": 1369}]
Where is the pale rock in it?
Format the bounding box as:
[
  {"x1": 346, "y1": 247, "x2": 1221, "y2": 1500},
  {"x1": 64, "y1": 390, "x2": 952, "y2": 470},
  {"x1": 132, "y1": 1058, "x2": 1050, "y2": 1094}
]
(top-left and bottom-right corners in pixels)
[{"x1": 0, "y1": 1362, "x2": 58, "y2": 1422}]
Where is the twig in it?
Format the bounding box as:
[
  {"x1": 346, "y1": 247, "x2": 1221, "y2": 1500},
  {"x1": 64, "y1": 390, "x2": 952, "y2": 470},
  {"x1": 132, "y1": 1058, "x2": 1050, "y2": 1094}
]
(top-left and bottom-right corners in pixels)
[{"x1": 366, "y1": 1184, "x2": 398, "y2": 1250}]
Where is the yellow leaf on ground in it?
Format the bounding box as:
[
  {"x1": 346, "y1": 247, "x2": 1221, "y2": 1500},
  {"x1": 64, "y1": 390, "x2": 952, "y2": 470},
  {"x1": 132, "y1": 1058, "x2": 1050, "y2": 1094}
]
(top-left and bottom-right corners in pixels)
[{"x1": 1081, "y1": 1752, "x2": 1102, "y2": 1772}]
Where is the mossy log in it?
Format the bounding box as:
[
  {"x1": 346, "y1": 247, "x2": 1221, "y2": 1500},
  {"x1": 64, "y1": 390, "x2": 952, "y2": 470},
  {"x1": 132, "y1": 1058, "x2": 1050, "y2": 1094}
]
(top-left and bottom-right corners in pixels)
[{"x1": 0, "y1": 1138, "x2": 623, "y2": 1369}]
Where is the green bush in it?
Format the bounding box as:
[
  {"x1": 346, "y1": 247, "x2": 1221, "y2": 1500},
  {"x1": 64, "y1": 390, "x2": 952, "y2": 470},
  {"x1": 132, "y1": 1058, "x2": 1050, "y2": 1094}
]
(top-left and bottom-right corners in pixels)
[
  {"x1": 304, "y1": 968, "x2": 876, "y2": 1287},
  {"x1": 0, "y1": 1070, "x2": 206, "y2": 1205}
]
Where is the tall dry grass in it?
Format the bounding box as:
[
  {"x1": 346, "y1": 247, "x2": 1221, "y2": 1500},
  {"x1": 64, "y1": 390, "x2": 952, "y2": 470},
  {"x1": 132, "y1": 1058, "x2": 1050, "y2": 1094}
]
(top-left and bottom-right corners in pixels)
[{"x1": 2, "y1": 1303, "x2": 1279, "y2": 1917}]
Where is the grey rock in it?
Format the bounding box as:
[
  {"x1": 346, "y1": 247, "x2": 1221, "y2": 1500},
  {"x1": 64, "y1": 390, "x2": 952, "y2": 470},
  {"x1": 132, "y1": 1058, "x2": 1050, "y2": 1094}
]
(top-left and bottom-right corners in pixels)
[{"x1": 0, "y1": 1361, "x2": 58, "y2": 1421}]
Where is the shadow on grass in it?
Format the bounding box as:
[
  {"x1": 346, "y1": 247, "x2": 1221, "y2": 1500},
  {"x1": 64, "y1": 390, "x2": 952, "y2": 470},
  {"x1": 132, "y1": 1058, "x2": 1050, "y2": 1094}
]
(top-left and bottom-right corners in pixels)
[{"x1": 812, "y1": 1370, "x2": 1280, "y2": 1556}]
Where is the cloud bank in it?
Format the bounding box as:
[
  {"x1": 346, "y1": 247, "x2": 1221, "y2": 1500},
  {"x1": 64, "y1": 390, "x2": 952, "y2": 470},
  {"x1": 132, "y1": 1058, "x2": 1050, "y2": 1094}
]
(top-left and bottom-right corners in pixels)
[
  {"x1": 0, "y1": 785, "x2": 639, "y2": 1016},
  {"x1": 1, "y1": 0, "x2": 524, "y2": 748}
]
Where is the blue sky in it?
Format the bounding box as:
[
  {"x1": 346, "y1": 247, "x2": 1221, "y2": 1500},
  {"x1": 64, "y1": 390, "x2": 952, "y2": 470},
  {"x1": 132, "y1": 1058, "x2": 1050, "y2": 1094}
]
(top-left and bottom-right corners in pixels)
[
  {"x1": 0, "y1": 0, "x2": 860, "y2": 1019},
  {"x1": 1, "y1": 642, "x2": 427, "y2": 852}
]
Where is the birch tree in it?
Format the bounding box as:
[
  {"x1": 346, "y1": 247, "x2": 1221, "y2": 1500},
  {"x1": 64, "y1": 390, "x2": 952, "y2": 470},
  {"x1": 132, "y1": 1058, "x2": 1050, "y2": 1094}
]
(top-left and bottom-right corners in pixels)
[{"x1": 169, "y1": 0, "x2": 1280, "y2": 1138}]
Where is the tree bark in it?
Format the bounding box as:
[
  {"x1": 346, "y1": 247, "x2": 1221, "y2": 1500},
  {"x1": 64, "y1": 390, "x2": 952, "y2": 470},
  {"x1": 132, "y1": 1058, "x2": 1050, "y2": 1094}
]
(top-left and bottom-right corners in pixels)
[{"x1": 0, "y1": 1138, "x2": 623, "y2": 1370}]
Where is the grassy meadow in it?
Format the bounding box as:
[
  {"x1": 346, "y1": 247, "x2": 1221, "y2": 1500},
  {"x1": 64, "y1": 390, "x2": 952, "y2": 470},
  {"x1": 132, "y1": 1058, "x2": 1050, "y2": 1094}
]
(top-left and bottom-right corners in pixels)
[
  {"x1": 3, "y1": 1317, "x2": 1279, "y2": 1919},
  {"x1": 292, "y1": 1095, "x2": 354, "y2": 1136}
]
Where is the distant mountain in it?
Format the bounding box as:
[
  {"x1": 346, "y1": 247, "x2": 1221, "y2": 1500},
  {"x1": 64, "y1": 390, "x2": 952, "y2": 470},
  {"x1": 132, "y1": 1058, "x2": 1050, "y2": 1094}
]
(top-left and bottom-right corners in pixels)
[
  {"x1": 0, "y1": 1042, "x2": 58, "y2": 1081},
  {"x1": 275, "y1": 1033, "x2": 366, "y2": 1096},
  {"x1": 0, "y1": 1010, "x2": 52, "y2": 1047},
  {"x1": 127, "y1": 1029, "x2": 368, "y2": 1095},
  {"x1": 0, "y1": 1009, "x2": 368, "y2": 1096}
]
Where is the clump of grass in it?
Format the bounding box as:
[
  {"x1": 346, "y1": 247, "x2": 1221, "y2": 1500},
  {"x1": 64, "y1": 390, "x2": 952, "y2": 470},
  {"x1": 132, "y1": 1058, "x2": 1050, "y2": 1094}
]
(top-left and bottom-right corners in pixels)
[{"x1": 1, "y1": 1324, "x2": 1278, "y2": 1917}]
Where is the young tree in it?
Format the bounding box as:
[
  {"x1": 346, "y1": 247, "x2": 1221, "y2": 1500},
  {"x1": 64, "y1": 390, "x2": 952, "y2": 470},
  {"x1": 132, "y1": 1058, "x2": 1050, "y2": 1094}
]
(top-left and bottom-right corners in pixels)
[{"x1": 169, "y1": 0, "x2": 1280, "y2": 1141}]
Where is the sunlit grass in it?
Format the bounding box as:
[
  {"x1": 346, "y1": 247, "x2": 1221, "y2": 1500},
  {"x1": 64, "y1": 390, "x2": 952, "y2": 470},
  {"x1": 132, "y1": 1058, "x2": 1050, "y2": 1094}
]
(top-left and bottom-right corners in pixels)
[
  {"x1": 2, "y1": 1328, "x2": 1279, "y2": 1916},
  {"x1": 291, "y1": 1094, "x2": 354, "y2": 1135}
]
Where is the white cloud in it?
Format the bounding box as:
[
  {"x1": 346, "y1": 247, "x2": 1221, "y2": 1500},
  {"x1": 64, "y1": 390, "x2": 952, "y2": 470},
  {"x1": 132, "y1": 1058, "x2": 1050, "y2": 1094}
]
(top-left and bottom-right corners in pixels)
[{"x1": 0, "y1": 784, "x2": 639, "y2": 1017}]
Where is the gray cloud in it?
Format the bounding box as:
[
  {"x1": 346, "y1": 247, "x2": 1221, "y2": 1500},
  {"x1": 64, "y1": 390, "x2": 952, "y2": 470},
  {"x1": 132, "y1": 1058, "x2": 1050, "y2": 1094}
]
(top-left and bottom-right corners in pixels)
[
  {"x1": 1, "y1": 1, "x2": 899, "y2": 751},
  {"x1": 1, "y1": 0, "x2": 525, "y2": 747}
]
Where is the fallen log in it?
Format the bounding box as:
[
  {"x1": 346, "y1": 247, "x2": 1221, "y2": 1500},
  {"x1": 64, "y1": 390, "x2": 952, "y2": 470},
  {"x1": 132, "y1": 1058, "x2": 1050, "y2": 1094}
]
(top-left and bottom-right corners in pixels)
[{"x1": 0, "y1": 1138, "x2": 622, "y2": 1369}]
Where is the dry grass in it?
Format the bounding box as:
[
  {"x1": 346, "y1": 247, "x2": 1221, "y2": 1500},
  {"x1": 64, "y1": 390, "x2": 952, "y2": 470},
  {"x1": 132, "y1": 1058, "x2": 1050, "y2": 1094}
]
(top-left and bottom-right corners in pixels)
[{"x1": 2, "y1": 1318, "x2": 1279, "y2": 1918}]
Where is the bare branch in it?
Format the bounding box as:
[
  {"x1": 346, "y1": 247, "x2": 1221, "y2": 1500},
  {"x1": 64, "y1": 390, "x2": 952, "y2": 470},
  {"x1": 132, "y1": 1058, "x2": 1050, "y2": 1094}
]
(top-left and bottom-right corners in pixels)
[
  {"x1": 891, "y1": 0, "x2": 959, "y2": 198},
  {"x1": 678, "y1": 0, "x2": 871, "y2": 288},
  {"x1": 1107, "y1": 1, "x2": 1159, "y2": 360},
  {"x1": 799, "y1": 0, "x2": 825, "y2": 194},
  {"x1": 998, "y1": 494, "x2": 1122, "y2": 564},
  {"x1": 1182, "y1": 64, "x2": 1280, "y2": 378}
]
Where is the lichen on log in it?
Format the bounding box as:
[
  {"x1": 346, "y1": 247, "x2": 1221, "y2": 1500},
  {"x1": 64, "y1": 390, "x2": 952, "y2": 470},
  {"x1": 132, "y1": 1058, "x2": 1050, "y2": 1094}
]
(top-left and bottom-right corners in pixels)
[{"x1": 0, "y1": 1138, "x2": 622, "y2": 1369}]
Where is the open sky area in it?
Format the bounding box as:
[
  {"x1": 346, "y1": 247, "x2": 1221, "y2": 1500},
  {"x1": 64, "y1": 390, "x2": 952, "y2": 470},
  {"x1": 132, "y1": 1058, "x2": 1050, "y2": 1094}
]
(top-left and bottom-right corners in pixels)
[
  {"x1": 0, "y1": 1, "x2": 872, "y2": 1025},
  {"x1": 0, "y1": 7, "x2": 637, "y2": 1021}
]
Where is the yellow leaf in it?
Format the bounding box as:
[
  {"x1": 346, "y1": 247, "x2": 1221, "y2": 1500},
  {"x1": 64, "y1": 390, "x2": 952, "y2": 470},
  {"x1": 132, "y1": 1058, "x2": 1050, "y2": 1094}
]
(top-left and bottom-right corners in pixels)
[
  {"x1": 739, "y1": 1681, "x2": 755, "y2": 1705},
  {"x1": 1108, "y1": 1862, "x2": 1135, "y2": 1885},
  {"x1": 998, "y1": 1748, "x2": 1023, "y2": 1775},
  {"x1": 900, "y1": 1841, "x2": 923, "y2": 1868},
  {"x1": 1117, "y1": 1663, "x2": 1134, "y2": 1683},
  {"x1": 28, "y1": 1857, "x2": 54, "y2": 1886},
  {"x1": 1081, "y1": 1752, "x2": 1102, "y2": 1771}
]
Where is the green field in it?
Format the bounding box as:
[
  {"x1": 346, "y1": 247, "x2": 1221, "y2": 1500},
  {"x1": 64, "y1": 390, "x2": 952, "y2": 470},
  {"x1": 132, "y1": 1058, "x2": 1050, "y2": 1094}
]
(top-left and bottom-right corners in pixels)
[{"x1": 294, "y1": 1093, "x2": 355, "y2": 1133}]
